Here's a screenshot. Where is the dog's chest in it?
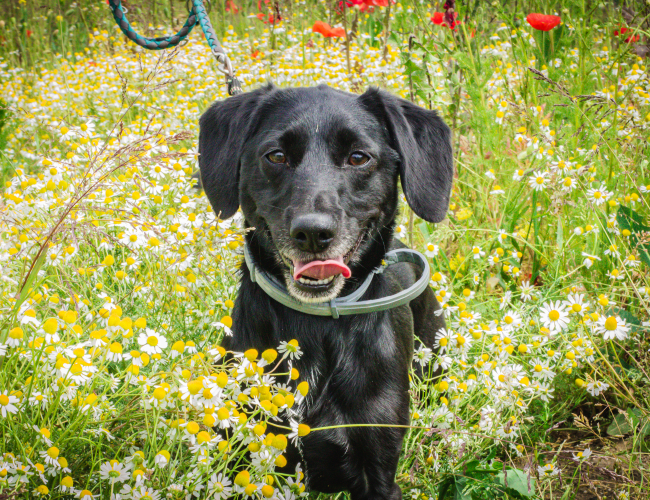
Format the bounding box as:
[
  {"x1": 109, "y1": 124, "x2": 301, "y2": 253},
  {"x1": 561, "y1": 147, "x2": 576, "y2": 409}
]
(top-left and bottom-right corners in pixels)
[{"x1": 291, "y1": 313, "x2": 405, "y2": 417}]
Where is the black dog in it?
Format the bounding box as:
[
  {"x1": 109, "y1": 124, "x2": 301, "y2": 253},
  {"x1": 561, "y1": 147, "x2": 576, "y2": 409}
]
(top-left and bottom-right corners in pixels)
[{"x1": 199, "y1": 84, "x2": 452, "y2": 500}]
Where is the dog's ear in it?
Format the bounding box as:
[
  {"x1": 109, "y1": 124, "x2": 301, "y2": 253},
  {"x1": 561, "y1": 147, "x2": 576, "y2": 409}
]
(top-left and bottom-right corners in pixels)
[
  {"x1": 198, "y1": 86, "x2": 271, "y2": 219},
  {"x1": 358, "y1": 87, "x2": 453, "y2": 223}
]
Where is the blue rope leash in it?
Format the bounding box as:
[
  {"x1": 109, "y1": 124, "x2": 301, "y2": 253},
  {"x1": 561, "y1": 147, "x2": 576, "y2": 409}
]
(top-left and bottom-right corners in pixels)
[{"x1": 107, "y1": 0, "x2": 242, "y2": 95}]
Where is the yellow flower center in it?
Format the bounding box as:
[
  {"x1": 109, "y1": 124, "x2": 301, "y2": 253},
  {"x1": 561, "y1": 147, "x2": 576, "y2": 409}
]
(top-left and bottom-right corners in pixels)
[
  {"x1": 604, "y1": 317, "x2": 617, "y2": 331},
  {"x1": 43, "y1": 318, "x2": 58, "y2": 335},
  {"x1": 548, "y1": 310, "x2": 560, "y2": 321},
  {"x1": 197, "y1": 431, "x2": 211, "y2": 444},
  {"x1": 147, "y1": 336, "x2": 159, "y2": 347}
]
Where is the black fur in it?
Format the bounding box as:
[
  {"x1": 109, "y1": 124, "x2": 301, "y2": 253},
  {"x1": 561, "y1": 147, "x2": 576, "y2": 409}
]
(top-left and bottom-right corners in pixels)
[{"x1": 199, "y1": 84, "x2": 453, "y2": 500}]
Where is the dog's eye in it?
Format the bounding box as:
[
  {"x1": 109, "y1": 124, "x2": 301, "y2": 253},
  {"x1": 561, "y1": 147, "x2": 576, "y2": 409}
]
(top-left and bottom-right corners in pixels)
[
  {"x1": 348, "y1": 151, "x2": 371, "y2": 166},
  {"x1": 266, "y1": 150, "x2": 287, "y2": 164}
]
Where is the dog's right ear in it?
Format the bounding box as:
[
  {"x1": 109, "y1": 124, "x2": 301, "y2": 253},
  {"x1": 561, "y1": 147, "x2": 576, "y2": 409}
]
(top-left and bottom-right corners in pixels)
[{"x1": 198, "y1": 86, "x2": 270, "y2": 219}]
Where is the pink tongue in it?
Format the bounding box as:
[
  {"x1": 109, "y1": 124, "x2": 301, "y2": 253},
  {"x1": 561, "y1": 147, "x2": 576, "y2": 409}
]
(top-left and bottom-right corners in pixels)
[{"x1": 293, "y1": 257, "x2": 351, "y2": 280}]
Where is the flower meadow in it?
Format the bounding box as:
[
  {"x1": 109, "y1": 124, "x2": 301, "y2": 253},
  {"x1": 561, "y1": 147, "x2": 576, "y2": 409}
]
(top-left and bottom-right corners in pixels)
[{"x1": 0, "y1": 1, "x2": 649, "y2": 498}]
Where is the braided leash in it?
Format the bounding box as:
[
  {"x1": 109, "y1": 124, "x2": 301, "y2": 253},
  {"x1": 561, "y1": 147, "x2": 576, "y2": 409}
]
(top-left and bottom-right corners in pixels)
[{"x1": 108, "y1": 0, "x2": 243, "y2": 96}]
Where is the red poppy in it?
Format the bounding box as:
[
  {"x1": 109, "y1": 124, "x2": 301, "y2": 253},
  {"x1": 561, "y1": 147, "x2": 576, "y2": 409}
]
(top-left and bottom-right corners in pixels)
[
  {"x1": 614, "y1": 26, "x2": 640, "y2": 43},
  {"x1": 312, "y1": 21, "x2": 346, "y2": 38},
  {"x1": 26, "y1": 30, "x2": 32, "y2": 37},
  {"x1": 430, "y1": 11, "x2": 459, "y2": 30},
  {"x1": 526, "y1": 13, "x2": 561, "y2": 32},
  {"x1": 337, "y1": 0, "x2": 388, "y2": 13},
  {"x1": 251, "y1": 50, "x2": 260, "y2": 58},
  {"x1": 225, "y1": 0, "x2": 239, "y2": 13},
  {"x1": 362, "y1": 0, "x2": 388, "y2": 9},
  {"x1": 431, "y1": 12, "x2": 444, "y2": 25},
  {"x1": 613, "y1": 26, "x2": 629, "y2": 36},
  {"x1": 256, "y1": 12, "x2": 278, "y2": 24}
]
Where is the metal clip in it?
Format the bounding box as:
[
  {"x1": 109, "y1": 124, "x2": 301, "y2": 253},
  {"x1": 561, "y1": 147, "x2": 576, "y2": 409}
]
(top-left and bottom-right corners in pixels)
[{"x1": 213, "y1": 50, "x2": 233, "y2": 77}]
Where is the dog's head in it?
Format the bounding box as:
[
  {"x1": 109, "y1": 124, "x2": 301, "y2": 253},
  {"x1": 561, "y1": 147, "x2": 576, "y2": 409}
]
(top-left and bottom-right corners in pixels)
[{"x1": 199, "y1": 84, "x2": 453, "y2": 303}]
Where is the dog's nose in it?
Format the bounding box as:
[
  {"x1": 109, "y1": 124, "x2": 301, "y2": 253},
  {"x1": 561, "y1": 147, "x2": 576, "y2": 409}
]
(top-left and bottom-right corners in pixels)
[{"x1": 290, "y1": 214, "x2": 336, "y2": 253}]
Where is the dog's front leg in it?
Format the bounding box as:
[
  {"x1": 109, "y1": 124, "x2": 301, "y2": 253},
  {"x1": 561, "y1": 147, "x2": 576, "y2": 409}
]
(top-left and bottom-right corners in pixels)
[{"x1": 345, "y1": 424, "x2": 407, "y2": 500}]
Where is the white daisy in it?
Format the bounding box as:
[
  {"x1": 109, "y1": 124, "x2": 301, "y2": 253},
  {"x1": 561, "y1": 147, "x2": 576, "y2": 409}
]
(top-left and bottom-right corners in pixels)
[
  {"x1": 564, "y1": 293, "x2": 589, "y2": 316},
  {"x1": 539, "y1": 301, "x2": 570, "y2": 334},
  {"x1": 471, "y1": 246, "x2": 485, "y2": 259},
  {"x1": 0, "y1": 391, "x2": 19, "y2": 417},
  {"x1": 424, "y1": 242, "x2": 439, "y2": 258},
  {"x1": 207, "y1": 472, "x2": 232, "y2": 500},
  {"x1": 98, "y1": 460, "x2": 130, "y2": 484},
  {"x1": 597, "y1": 315, "x2": 630, "y2": 341},
  {"x1": 528, "y1": 170, "x2": 549, "y2": 191},
  {"x1": 137, "y1": 329, "x2": 168, "y2": 355},
  {"x1": 586, "y1": 380, "x2": 609, "y2": 396},
  {"x1": 586, "y1": 183, "x2": 612, "y2": 205}
]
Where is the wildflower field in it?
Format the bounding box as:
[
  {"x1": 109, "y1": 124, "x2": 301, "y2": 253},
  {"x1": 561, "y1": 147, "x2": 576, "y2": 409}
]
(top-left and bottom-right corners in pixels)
[{"x1": 0, "y1": 0, "x2": 649, "y2": 498}]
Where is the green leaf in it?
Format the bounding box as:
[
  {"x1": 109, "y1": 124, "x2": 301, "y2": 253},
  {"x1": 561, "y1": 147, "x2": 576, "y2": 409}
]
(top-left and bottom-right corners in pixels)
[
  {"x1": 516, "y1": 144, "x2": 534, "y2": 160},
  {"x1": 388, "y1": 32, "x2": 401, "y2": 48},
  {"x1": 463, "y1": 460, "x2": 481, "y2": 475},
  {"x1": 607, "y1": 408, "x2": 650, "y2": 437},
  {"x1": 418, "y1": 221, "x2": 430, "y2": 240},
  {"x1": 494, "y1": 469, "x2": 535, "y2": 498},
  {"x1": 438, "y1": 477, "x2": 454, "y2": 500},
  {"x1": 452, "y1": 478, "x2": 471, "y2": 500},
  {"x1": 616, "y1": 205, "x2": 650, "y2": 267},
  {"x1": 617, "y1": 205, "x2": 648, "y2": 229},
  {"x1": 403, "y1": 58, "x2": 420, "y2": 76}
]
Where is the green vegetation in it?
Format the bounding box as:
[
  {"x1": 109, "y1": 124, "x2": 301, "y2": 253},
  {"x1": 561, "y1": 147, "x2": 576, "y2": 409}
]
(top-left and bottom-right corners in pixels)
[{"x1": 0, "y1": 1, "x2": 649, "y2": 499}]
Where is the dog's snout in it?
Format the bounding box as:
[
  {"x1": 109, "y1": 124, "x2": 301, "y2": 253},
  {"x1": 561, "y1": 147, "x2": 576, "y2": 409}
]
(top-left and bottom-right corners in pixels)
[{"x1": 290, "y1": 214, "x2": 336, "y2": 253}]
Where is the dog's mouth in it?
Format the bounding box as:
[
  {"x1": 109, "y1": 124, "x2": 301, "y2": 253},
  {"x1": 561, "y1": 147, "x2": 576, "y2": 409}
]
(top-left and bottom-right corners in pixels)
[{"x1": 280, "y1": 231, "x2": 366, "y2": 296}]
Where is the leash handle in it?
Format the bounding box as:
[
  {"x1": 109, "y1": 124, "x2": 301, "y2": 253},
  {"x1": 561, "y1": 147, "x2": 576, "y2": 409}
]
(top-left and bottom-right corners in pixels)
[
  {"x1": 108, "y1": 0, "x2": 198, "y2": 50},
  {"x1": 108, "y1": 0, "x2": 243, "y2": 96}
]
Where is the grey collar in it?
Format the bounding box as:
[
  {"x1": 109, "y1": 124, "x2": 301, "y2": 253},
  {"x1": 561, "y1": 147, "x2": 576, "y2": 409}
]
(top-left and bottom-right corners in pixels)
[{"x1": 243, "y1": 244, "x2": 430, "y2": 318}]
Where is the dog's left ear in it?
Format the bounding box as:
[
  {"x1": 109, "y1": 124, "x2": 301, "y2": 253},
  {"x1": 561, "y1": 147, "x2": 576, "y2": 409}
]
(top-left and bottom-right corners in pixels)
[{"x1": 359, "y1": 88, "x2": 453, "y2": 223}]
